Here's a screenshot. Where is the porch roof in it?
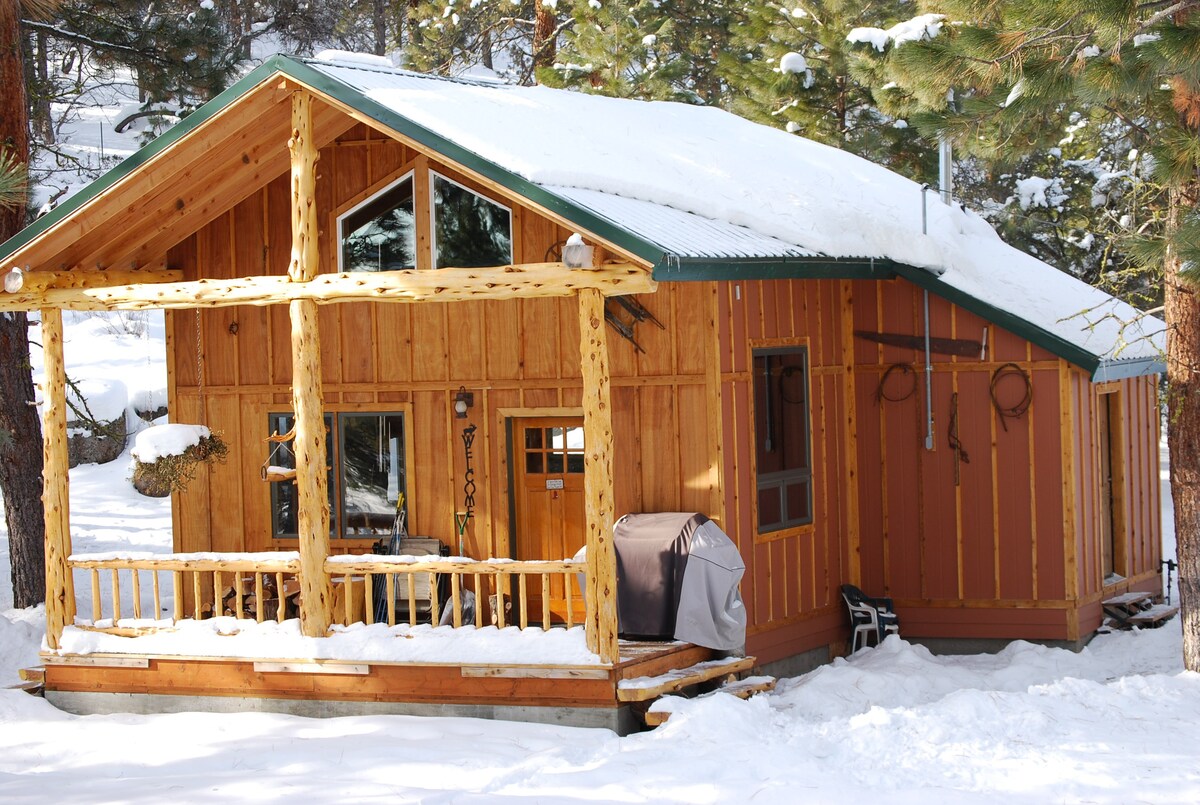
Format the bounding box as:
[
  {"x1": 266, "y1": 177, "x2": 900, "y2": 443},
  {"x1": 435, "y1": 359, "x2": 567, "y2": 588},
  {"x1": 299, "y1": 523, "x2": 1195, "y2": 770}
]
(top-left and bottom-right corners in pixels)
[{"x1": 0, "y1": 53, "x2": 1164, "y2": 378}]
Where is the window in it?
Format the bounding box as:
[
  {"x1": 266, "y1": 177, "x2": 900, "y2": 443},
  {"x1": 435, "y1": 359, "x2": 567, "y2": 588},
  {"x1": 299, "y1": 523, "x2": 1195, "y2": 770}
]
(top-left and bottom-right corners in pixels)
[
  {"x1": 523, "y1": 425, "x2": 585, "y2": 475},
  {"x1": 432, "y1": 172, "x2": 512, "y2": 268},
  {"x1": 338, "y1": 174, "x2": 416, "y2": 272},
  {"x1": 269, "y1": 412, "x2": 407, "y2": 539},
  {"x1": 753, "y1": 347, "x2": 812, "y2": 534}
]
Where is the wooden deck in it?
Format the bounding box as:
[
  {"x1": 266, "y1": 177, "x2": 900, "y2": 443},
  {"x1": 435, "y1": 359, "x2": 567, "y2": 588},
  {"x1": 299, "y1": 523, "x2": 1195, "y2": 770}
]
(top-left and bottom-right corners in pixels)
[{"x1": 40, "y1": 640, "x2": 750, "y2": 734}]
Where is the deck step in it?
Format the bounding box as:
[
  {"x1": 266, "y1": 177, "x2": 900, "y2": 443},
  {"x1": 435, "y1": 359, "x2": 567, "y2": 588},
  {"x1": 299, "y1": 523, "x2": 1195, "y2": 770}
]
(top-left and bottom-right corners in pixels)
[
  {"x1": 1102, "y1": 592, "x2": 1152, "y2": 607},
  {"x1": 7, "y1": 680, "x2": 44, "y2": 696},
  {"x1": 17, "y1": 666, "x2": 44, "y2": 683},
  {"x1": 644, "y1": 675, "x2": 777, "y2": 726},
  {"x1": 617, "y1": 656, "x2": 755, "y2": 703},
  {"x1": 1127, "y1": 604, "x2": 1179, "y2": 627}
]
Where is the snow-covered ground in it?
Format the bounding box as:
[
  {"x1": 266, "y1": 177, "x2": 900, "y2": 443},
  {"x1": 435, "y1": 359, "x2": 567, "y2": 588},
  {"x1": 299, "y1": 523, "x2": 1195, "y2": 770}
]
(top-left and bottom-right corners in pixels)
[{"x1": 0, "y1": 312, "x2": 1194, "y2": 802}]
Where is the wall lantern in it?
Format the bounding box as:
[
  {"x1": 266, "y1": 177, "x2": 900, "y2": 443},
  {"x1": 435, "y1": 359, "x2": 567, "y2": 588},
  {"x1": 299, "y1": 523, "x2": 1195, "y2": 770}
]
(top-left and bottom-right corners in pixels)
[
  {"x1": 454, "y1": 386, "x2": 474, "y2": 419},
  {"x1": 3, "y1": 266, "x2": 24, "y2": 293},
  {"x1": 562, "y1": 233, "x2": 594, "y2": 269}
]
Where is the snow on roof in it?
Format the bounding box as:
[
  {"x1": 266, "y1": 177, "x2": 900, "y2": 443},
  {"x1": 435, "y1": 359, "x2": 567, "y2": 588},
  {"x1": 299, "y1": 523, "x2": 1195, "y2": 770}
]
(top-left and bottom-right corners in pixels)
[{"x1": 302, "y1": 56, "x2": 1163, "y2": 367}]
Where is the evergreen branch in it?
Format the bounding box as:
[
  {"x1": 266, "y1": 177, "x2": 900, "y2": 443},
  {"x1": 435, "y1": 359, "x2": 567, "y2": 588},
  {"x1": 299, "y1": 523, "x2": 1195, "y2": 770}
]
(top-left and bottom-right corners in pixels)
[
  {"x1": 989, "y1": 14, "x2": 1085, "y2": 65},
  {"x1": 21, "y1": 19, "x2": 164, "y2": 62},
  {"x1": 1107, "y1": 1, "x2": 1200, "y2": 56},
  {"x1": 1104, "y1": 104, "x2": 1153, "y2": 138}
]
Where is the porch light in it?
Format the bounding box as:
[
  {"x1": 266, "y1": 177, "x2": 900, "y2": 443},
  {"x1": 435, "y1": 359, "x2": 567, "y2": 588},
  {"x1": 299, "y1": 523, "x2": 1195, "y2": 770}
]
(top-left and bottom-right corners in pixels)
[
  {"x1": 3, "y1": 266, "x2": 23, "y2": 293},
  {"x1": 454, "y1": 386, "x2": 474, "y2": 418},
  {"x1": 562, "y1": 233, "x2": 594, "y2": 269}
]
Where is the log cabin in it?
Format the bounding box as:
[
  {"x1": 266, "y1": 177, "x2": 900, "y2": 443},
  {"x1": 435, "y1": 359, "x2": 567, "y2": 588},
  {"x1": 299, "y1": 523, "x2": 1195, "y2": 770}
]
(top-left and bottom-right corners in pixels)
[{"x1": 0, "y1": 53, "x2": 1167, "y2": 730}]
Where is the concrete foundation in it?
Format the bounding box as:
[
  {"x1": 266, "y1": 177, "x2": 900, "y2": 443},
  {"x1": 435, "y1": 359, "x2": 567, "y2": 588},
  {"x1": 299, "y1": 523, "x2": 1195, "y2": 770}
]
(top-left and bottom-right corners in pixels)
[
  {"x1": 47, "y1": 690, "x2": 641, "y2": 734},
  {"x1": 756, "y1": 644, "x2": 831, "y2": 681}
]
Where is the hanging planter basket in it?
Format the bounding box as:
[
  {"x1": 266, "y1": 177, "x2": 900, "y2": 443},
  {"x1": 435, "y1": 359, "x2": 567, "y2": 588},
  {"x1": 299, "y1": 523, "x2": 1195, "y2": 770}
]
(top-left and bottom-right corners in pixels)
[{"x1": 131, "y1": 424, "x2": 229, "y2": 497}]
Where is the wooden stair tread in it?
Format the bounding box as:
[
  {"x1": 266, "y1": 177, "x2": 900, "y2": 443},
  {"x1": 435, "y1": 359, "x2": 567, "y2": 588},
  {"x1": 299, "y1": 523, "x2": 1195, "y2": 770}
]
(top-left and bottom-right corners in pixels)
[
  {"x1": 17, "y1": 666, "x2": 44, "y2": 683},
  {"x1": 617, "y1": 656, "x2": 754, "y2": 702},
  {"x1": 7, "y1": 680, "x2": 44, "y2": 695},
  {"x1": 1102, "y1": 592, "x2": 1152, "y2": 606},
  {"x1": 643, "y1": 675, "x2": 777, "y2": 726},
  {"x1": 1128, "y1": 605, "x2": 1179, "y2": 625}
]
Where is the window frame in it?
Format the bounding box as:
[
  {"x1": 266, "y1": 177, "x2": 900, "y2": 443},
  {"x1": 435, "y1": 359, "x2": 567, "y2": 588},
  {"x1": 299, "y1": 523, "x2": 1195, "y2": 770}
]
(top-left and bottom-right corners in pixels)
[
  {"x1": 429, "y1": 169, "x2": 513, "y2": 270},
  {"x1": 268, "y1": 404, "x2": 415, "y2": 543},
  {"x1": 335, "y1": 170, "x2": 417, "y2": 274},
  {"x1": 751, "y1": 343, "x2": 814, "y2": 539}
]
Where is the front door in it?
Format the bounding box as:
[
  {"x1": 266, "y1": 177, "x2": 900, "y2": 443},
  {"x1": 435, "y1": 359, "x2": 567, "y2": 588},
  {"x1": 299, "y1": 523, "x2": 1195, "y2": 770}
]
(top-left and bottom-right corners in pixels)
[{"x1": 511, "y1": 416, "x2": 586, "y2": 622}]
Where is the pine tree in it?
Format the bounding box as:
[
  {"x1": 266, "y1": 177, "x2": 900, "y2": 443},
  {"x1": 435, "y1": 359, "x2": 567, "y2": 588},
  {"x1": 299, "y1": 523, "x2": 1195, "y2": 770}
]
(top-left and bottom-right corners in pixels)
[
  {"x1": 854, "y1": 0, "x2": 1200, "y2": 671},
  {"x1": 722, "y1": 0, "x2": 935, "y2": 181},
  {"x1": 1, "y1": 0, "x2": 47, "y2": 610},
  {"x1": 540, "y1": 0, "x2": 739, "y2": 102},
  {"x1": 403, "y1": 0, "x2": 554, "y2": 83}
]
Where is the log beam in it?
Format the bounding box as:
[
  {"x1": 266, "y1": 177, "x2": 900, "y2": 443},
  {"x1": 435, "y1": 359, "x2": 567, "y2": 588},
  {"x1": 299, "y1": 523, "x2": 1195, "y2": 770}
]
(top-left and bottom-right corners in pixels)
[
  {"x1": 0, "y1": 263, "x2": 655, "y2": 311},
  {"x1": 578, "y1": 288, "x2": 619, "y2": 664},
  {"x1": 40, "y1": 308, "x2": 76, "y2": 649},
  {"x1": 8, "y1": 267, "x2": 181, "y2": 292},
  {"x1": 288, "y1": 92, "x2": 333, "y2": 637}
]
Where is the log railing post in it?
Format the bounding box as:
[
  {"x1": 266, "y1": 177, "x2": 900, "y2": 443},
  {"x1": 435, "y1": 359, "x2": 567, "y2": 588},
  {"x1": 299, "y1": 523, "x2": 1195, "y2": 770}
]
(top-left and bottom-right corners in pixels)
[
  {"x1": 287, "y1": 91, "x2": 332, "y2": 636},
  {"x1": 40, "y1": 307, "x2": 75, "y2": 648},
  {"x1": 578, "y1": 288, "x2": 619, "y2": 663}
]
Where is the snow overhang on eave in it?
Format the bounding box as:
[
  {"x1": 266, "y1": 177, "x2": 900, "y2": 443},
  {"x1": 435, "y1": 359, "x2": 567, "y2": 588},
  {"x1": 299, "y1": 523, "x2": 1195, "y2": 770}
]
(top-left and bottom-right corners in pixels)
[{"x1": 891, "y1": 264, "x2": 1163, "y2": 381}]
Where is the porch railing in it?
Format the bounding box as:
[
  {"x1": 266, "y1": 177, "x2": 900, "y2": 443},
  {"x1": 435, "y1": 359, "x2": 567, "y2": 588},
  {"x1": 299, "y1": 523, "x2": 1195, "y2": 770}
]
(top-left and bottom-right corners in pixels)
[
  {"x1": 67, "y1": 552, "x2": 583, "y2": 635},
  {"x1": 325, "y1": 556, "x2": 583, "y2": 630}
]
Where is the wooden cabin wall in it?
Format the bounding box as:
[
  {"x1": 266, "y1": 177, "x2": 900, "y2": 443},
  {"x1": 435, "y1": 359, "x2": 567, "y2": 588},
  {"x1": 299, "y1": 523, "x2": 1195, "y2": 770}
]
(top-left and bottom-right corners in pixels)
[
  {"x1": 850, "y1": 278, "x2": 1074, "y2": 641},
  {"x1": 1069, "y1": 372, "x2": 1162, "y2": 633},
  {"x1": 716, "y1": 278, "x2": 852, "y2": 664},
  {"x1": 165, "y1": 124, "x2": 721, "y2": 562}
]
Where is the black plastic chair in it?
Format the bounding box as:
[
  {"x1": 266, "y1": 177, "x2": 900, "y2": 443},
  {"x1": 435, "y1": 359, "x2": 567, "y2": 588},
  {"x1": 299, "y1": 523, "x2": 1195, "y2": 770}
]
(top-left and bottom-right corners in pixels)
[{"x1": 840, "y1": 584, "x2": 900, "y2": 652}]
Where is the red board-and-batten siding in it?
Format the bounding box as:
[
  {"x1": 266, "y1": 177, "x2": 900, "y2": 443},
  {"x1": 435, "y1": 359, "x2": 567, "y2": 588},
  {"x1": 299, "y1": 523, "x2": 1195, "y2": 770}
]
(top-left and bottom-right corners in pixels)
[
  {"x1": 717, "y1": 278, "x2": 854, "y2": 661},
  {"x1": 720, "y1": 277, "x2": 1160, "y2": 663},
  {"x1": 848, "y1": 279, "x2": 1160, "y2": 645}
]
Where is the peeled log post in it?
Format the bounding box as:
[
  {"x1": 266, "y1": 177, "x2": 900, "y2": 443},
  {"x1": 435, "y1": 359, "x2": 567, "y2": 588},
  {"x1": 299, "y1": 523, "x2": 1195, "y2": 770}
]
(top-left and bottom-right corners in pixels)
[
  {"x1": 40, "y1": 308, "x2": 75, "y2": 648},
  {"x1": 288, "y1": 92, "x2": 320, "y2": 284},
  {"x1": 578, "y1": 288, "x2": 619, "y2": 663},
  {"x1": 288, "y1": 91, "x2": 332, "y2": 636}
]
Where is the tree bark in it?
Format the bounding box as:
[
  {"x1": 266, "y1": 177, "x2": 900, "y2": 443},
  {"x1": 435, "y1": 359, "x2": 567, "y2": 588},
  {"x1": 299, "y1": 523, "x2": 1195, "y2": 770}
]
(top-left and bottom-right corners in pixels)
[
  {"x1": 1165, "y1": 180, "x2": 1200, "y2": 673},
  {"x1": 1, "y1": 0, "x2": 47, "y2": 609},
  {"x1": 533, "y1": 6, "x2": 556, "y2": 73}
]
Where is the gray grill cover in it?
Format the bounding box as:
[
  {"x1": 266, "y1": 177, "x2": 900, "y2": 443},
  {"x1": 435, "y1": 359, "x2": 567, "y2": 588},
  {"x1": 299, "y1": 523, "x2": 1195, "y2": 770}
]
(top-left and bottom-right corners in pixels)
[{"x1": 614, "y1": 512, "x2": 747, "y2": 651}]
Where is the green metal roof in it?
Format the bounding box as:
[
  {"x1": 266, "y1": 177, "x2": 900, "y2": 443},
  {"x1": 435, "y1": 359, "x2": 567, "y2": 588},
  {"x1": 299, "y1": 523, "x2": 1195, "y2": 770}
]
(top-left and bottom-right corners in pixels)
[{"x1": 0, "y1": 54, "x2": 1164, "y2": 380}]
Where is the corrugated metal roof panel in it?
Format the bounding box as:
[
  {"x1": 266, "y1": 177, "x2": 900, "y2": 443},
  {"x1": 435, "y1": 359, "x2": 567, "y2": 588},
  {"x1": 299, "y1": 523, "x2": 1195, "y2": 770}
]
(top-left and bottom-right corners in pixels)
[{"x1": 542, "y1": 186, "x2": 820, "y2": 260}]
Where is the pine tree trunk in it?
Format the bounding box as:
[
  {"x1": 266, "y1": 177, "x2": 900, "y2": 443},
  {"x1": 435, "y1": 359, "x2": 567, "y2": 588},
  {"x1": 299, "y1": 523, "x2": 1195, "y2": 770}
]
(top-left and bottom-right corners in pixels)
[
  {"x1": 533, "y1": 7, "x2": 556, "y2": 73},
  {"x1": 1, "y1": 0, "x2": 47, "y2": 609},
  {"x1": 1165, "y1": 181, "x2": 1200, "y2": 673},
  {"x1": 373, "y1": 0, "x2": 386, "y2": 56}
]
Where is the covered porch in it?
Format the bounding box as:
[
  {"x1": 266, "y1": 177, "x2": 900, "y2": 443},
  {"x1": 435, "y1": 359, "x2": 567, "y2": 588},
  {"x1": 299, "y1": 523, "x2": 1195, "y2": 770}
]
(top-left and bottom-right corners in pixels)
[{"x1": 8, "y1": 89, "x2": 753, "y2": 729}]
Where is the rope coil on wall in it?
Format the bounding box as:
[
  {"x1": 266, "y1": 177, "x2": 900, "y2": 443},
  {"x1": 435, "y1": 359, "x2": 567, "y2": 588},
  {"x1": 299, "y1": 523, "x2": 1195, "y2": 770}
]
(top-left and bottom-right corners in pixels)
[
  {"x1": 876, "y1": 363, "x2": 917, "y2": 404},
  {"x1": 990, "y1": 363, "x2": 1033, "y2": 431}
]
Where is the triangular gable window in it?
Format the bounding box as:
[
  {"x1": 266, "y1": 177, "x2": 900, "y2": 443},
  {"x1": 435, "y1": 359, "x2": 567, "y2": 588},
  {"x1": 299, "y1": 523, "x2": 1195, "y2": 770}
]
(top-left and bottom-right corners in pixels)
[
  {"x1": 338, "y1": 172, "x2": 416, "y2": 272},
  {"x1": 432, "y1": 172, "x2": 512, "y2": 269}
]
